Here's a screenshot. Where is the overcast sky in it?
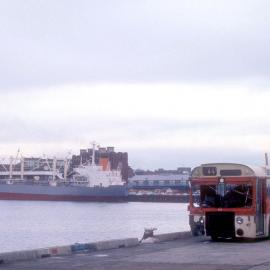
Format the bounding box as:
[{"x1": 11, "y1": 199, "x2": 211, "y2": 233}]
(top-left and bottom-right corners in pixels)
[{"x1": 0, "y1": 0, "x2": 270, "y2": 169}]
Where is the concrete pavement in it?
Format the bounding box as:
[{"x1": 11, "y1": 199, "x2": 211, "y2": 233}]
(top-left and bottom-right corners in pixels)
[{"x1": 2, "y1": 237, "x2": 270, "y2": 269}]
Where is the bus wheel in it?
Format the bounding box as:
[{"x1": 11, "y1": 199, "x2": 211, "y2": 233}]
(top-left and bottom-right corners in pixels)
[
  {"x1": 211, "y1": 235, "x2": 219, "y2": 241},
  {"x1": 268, "y1": 219, "x2": 270, "y2": 238},
  {"x1": 191, "y1": 227, "x2": 199, "y2": 236}
]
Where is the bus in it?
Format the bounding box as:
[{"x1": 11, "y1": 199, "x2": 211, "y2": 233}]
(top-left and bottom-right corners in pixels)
[{"x1": 189, "y1": 163, "x2": 270, "y2": 240}]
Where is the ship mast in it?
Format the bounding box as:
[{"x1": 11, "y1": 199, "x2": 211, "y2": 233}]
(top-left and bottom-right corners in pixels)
[
  {"x1": 9, "y1": 156, "x2": 13, "y2": 180},
  {"x1": 64, "y1": 158, "x2": 70, "y2": 181},
  {"x1": 52, "y1": 157, "x2": 57, "y2": 181},
  {"x1": 91, "y1": 142, "x2": 96, "y2": 166},
  {"x1": 20, "y1": 156, "x2": 24, "y2": 181},
  {"x1": 9, "y1": 149, "x2": 20, "y2": 180},
  {"x1": 265, "y1": 153, "x2": 269, "y2": 167}
]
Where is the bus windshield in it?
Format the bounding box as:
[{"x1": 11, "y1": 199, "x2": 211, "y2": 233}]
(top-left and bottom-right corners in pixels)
[{"x1": 192, "y1": 183, "x2": 253, "y2": 208}]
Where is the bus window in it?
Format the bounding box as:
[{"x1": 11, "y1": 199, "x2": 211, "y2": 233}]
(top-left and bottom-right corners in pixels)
[
  {"x1": 191, "y1": 183, "x2": 253, "y2": 208},
  {"x1": 223, "y1": 184, "x2": 253, "y2": 208},
  {"x1": 192, "y1": 184, "x2": 201, "y2": 208},
  {"x1": 192, "y1": 184, "x2": 218, "y2": 208},
  {"x1": 267, "y1": 179, "x2": 270, "y2": 196}
]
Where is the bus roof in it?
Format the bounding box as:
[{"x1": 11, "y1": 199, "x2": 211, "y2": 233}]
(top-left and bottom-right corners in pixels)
[{"x1": 191, "y1": 163, "x2": 269, "y2": 178}]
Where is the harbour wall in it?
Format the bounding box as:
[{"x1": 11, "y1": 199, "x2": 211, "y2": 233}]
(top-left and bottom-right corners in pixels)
[{"x1": 0, "y1": 231, "x2": 191, "y2": 264}]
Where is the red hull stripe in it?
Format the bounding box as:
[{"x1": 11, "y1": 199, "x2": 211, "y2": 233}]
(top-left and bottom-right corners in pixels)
[{"x1": 0, "y1": 192, "x2": 126, "y2": 202}]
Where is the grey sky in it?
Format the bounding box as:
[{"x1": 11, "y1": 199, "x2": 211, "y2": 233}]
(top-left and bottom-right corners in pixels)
[
  {"x1": 1, "y1": 0, "x2": 270, "y2": 89},
  {"x1": 0, "y1": 1, "x2": 270, "y2": 169}
]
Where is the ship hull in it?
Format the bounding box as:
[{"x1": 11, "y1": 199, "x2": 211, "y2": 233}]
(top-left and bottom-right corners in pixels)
[{"x1": 0, "y1": 183, "x2": 128, "y2": 202}]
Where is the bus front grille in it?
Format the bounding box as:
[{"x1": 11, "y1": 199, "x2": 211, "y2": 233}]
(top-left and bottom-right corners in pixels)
[{"x1": 206, "y1": 212, "x2": 235, "y2": 238}]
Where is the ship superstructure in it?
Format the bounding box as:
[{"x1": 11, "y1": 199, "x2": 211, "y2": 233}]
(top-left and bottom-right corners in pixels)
[{"x1": 70, "y1": 143, "x2": 124, "y2": 187}]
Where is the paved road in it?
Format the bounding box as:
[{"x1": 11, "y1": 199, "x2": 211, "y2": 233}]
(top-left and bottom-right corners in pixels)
[{"x1": 2, "y1": 237, "x2": 270, "y2": 270}]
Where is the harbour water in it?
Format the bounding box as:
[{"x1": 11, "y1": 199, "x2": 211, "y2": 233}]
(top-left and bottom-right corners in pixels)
[{"x1": 0, "y1": 201, "x2": 189, "y2": 252}]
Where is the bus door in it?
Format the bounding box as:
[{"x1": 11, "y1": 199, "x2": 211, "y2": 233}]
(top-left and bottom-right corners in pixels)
[{"x1": 256, "y1": 179, "x2": 264, "y2": 235}]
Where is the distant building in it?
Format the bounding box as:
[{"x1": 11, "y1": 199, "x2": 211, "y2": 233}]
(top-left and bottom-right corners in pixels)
[
  {"x1": 23, "y1": 158, "x2": 65, "y2": 171},
  {"x1": 134, "y1": 167, "x2": 191, "y2": 176},
  {"x1": 0, "y1": 157, "x2": 66, "y2": 181},
  {"x1": 128, "y1": 167, "x2": 191, "y2": 191},
  {"x1": 0, "y1": 157, "x2": 65, "y2": 172}
]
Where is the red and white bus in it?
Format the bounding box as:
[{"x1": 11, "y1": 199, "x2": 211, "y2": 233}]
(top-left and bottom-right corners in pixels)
[{"x1": 189, "y1": 163, "x2": 270, "y2": 240}]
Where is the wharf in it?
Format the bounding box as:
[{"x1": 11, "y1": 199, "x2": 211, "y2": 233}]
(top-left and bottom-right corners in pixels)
[
  {"x1": 2, "y1": 235, "x2": 270, "y2": 270},
  {"x1": 127, "y1": 194, "x2": 189, "y2": 203}
]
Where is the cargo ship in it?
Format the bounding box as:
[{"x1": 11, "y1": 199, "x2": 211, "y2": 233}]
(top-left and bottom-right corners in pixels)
[{"x1": 0, "y1": 144, "x2": 128, "y2": 202}]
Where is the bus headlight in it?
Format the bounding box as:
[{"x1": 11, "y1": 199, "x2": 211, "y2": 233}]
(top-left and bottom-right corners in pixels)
[
  {"x1": 199, "y1": 217, "x2": 204, "y2": 224},
  {"x1": 236, "y1": 217, "x2": 244, "y2": 224}
]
